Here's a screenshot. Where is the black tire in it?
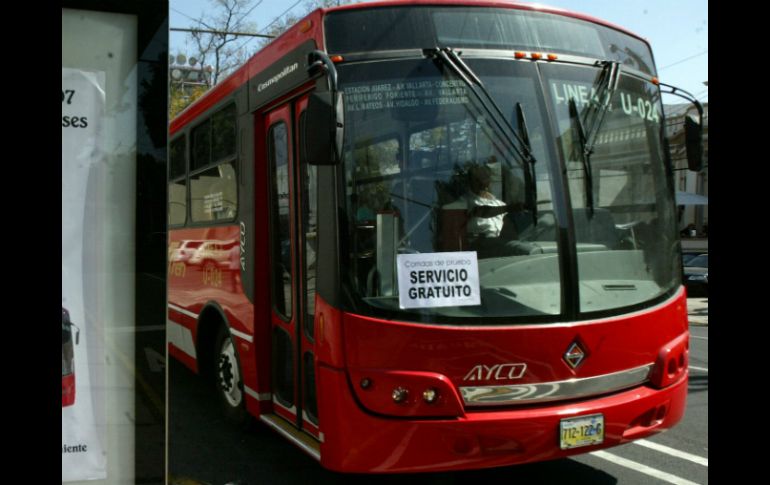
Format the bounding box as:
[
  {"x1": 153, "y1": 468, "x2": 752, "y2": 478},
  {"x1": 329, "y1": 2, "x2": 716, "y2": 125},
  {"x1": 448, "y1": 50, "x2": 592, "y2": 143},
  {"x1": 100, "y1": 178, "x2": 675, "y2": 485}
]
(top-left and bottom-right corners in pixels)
[{"x1": 213, "y1": 325, "x2": 251, "y2": 427}]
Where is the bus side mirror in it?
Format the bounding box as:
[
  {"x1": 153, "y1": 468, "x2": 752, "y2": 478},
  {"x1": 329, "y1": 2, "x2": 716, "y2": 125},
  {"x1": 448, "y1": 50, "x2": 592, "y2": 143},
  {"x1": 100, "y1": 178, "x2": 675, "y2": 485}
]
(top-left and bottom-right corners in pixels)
[
  {"x1": 304, "y1": 91, "x2": 345, "y2": 165},
  {"x1": 684, "y1": 114, "x2": 704, "y2": 172}
]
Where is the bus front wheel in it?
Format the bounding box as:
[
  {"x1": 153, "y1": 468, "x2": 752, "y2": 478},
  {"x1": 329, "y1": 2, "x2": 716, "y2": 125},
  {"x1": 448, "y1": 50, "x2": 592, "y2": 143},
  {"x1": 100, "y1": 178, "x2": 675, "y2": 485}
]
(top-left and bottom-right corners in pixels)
[{"x1": 214, "y1": 325, "x2": 250, "y2": 426}]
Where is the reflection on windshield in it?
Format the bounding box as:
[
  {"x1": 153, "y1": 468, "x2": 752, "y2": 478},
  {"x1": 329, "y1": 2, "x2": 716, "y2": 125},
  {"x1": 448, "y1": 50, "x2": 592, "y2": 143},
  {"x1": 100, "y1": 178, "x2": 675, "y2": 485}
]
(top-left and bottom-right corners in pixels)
[
  {"x1": 340, "y1": 58, "x2": 561, "y2": 320},
  {"x1": 338, "y1": 57, "x2": 679, "y2": 322},
  {"x1": 544, "y1": 63, "x2": 679, "y2": 313}
]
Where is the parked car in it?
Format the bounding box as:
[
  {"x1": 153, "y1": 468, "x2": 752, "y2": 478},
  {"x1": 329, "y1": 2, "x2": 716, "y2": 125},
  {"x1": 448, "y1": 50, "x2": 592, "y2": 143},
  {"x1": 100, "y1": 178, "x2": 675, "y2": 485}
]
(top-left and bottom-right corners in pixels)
[
  {"x1": 169, "y1": 240, "x2": 205, "y2": 263},
  {"x1": 188, "y1": 240, "x2": 239, "y2": 269},
  {"x1": 682, "y1": 251, "x2": 705, "y2": 266},
  {"x1": 683, "y1": 253, "x2": 708, "y2": 297}
]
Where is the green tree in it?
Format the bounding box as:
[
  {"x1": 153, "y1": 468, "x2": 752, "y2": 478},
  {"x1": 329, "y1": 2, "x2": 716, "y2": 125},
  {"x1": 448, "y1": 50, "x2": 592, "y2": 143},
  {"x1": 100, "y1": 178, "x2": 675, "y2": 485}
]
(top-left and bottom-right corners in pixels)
[{"x1": 170, "y1": 83, "x2": 208, "y2": 119}]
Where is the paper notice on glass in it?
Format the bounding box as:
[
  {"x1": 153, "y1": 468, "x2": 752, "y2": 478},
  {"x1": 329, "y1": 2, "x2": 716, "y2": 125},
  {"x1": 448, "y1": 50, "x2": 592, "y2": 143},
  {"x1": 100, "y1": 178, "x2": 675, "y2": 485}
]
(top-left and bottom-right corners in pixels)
[
  {"x1": 396, "y1": 252, "x2": 481, "y2": 309},
  {"x1": 62, "y1": 67, "x2": 107, "y2": 482}
]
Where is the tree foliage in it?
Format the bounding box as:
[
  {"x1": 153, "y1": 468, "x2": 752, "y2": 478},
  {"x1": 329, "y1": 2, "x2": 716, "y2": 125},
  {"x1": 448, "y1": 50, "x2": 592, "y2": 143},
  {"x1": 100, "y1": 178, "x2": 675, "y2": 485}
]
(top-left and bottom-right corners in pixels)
[
  {"x1": 170, "y1": 83, "x2": 208, "y2": 119},
  {"x1": 189, "y1": 0, "x2": 260, "y2": 86},
  {"x1": 171, "y1": 0, "x2": 354, "y2": 117}
]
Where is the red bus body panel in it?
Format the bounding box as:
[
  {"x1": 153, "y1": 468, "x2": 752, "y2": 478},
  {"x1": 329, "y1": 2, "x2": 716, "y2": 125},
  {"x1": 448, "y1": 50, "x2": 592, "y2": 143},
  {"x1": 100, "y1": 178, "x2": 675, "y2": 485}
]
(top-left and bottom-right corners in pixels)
[
  {"x1": 167, "y1": 227, "x2": 260, "y2": 386},
  {"x1": 341, "y1": 292, "x2": 688, "y2": 391},
  {"x1": 311, "y1": 289, "x2": 688, "y2": 472},
  {"x1": 317, "y1": 365, "x2": 686, "y2": 472}
]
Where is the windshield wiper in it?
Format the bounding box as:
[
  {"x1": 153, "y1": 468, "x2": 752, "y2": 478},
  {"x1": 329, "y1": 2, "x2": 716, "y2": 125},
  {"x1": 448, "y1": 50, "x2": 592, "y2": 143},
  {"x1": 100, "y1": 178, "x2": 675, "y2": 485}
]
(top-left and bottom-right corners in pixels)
[
  {"x1": 584, "y1": 60, "x2": 621, "y2": 152},
  {"x1": 568, "y1": 98, "x2": 594, "y2": 217},
  {"x1": 430, "y1": 47, "x2": 537, "y2": 213},
  {"x1": 568, "y1": 60, "x2": 621, "y2": 217}
]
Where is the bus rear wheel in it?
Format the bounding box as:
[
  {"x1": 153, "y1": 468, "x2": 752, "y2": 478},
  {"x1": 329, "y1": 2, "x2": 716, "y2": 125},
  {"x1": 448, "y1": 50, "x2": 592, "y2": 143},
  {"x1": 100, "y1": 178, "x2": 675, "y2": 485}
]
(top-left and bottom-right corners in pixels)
[{"x1": 214, "y1": 325, "x2": 250, "y2": 426}]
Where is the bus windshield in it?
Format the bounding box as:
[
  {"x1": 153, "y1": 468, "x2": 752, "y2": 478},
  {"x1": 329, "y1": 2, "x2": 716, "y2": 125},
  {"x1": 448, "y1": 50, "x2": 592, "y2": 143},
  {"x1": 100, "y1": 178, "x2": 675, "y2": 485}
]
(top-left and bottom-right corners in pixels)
[{"x1": 333, "y1": 11, "x2": 679, "y2": 324}]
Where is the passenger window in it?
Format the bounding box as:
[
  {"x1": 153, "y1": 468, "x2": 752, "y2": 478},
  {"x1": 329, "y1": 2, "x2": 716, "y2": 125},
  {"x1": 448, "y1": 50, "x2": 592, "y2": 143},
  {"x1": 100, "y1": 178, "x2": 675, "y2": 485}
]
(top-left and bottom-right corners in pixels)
[{"x1": 169, "y1": 136, "x2": 187, "y2": 226}]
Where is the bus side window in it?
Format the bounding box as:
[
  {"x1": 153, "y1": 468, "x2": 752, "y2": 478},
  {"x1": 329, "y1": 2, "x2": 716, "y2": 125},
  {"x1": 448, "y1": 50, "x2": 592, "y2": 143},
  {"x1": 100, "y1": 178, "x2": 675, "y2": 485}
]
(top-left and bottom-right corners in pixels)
[{"x1": 169, "y1": 136, "x2": 187, "y2": 226}]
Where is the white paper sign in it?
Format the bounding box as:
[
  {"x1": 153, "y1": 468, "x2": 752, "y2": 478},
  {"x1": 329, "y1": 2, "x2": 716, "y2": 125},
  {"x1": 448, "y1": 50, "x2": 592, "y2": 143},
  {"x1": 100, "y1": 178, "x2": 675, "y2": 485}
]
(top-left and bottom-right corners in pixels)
[
  {"x1": 62, "y1": 67, "x2": 108, "y2": 482},
  {"x1": 397, "y1": 252, "x2": 481, "y2": 309}
]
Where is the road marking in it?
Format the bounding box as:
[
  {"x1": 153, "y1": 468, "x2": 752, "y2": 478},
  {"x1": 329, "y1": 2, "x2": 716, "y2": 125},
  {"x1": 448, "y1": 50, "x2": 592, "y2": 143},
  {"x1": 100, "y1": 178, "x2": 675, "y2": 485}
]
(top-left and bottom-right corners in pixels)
[
  {"x1": 590, "y1": 450, "x2": 700, "y2": 485},
  {"x1": 689, "y1": 366, "x2": 708, "y2": 373},
  {"x1": 690, "y1": 335, "x2": 707, "y2": 341},
  {"x1": 633, "y1": 439, "x2": 708, "y2": 466}
]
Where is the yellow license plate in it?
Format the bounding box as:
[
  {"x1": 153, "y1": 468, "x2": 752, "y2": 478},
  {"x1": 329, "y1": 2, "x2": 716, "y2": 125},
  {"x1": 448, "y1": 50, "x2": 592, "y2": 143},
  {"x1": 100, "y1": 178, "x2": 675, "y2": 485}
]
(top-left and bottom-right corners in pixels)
[{"x1": 560, "y1": 414, "x2": 604, "y2": 450}]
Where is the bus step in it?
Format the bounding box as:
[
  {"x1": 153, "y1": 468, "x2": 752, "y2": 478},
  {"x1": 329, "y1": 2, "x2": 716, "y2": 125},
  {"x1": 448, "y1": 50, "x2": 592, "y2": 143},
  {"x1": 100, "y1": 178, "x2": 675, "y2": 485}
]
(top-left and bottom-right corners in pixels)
[{"x1": 259, "y1": 414, "x2": 321, "y2": 461}]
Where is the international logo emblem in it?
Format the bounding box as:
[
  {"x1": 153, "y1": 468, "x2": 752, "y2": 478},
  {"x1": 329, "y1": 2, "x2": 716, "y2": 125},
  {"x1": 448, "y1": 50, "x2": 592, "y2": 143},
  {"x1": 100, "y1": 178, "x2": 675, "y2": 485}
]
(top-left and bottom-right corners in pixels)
[{"x1": 564, "y1": 341, "x2": 587, "y2": 369}]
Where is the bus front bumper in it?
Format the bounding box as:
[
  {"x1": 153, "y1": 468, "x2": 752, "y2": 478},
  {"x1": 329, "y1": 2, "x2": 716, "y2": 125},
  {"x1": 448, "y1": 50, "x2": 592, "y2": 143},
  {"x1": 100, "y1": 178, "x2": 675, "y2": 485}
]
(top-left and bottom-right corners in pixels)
[{"x1": 316, "y1": 365, "x2": 687, "y2": 473}]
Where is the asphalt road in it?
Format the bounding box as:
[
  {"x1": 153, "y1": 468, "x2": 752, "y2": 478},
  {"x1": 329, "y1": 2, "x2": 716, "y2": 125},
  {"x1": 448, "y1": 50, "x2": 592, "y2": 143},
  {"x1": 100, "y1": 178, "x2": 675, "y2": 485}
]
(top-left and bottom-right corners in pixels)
[{"x1": 168, "y1": 299, "x2": 708, "y2": 485}]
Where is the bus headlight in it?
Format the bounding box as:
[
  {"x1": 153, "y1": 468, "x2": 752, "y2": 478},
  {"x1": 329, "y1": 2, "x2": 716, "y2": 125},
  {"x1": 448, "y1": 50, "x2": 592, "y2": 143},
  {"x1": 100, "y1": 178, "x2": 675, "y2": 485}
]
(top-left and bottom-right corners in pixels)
[
  {"x1": 349, "y1": 369, "x2": 464, "y2": 418},
  {"x1": 648, "y1": 332, "x2": 689, "y2": 389}
]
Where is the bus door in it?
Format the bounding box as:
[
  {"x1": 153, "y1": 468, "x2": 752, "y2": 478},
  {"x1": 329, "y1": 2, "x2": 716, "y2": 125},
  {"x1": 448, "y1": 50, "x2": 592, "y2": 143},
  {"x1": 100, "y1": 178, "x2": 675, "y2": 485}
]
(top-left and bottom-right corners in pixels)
[{"x1": 264, "y1": 96, "x2": 320, "y2": 440}]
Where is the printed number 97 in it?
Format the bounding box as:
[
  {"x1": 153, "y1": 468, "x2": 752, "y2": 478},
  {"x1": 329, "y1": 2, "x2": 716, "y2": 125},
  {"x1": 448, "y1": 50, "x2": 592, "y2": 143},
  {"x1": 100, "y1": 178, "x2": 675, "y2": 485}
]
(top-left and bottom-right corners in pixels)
[{"x1": 62, "y1": 90, "x2": 75, "y2": 104}]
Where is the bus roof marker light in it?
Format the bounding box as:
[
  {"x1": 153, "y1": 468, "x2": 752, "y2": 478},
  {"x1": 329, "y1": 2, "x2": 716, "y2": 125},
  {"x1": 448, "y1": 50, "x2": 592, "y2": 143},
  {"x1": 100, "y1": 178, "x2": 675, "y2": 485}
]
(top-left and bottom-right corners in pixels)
[
  {"x1": 330, "y1": 55, "x2": 344, "y2": 63},
  {"x1": 652, "y1": 77, "x2": 660, "y2": 85},
  {"x1": 514, "y1": 51, "x2": 526, "y2": 59},
  {"x1": 547, "y1": 54, "x2": 558, "y2": 61},
  {"x1": 299, "y1": 20, "x2": 313, "y2": 33},
  {"x1": 531, "y1": 53, "x2": 543, "y2": 60}
]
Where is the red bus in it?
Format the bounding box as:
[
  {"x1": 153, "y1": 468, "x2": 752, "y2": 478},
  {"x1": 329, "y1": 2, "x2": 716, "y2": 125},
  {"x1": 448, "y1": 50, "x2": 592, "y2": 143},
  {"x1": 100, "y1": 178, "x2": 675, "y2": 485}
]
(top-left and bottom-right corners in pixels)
[
  {"x1": 168, "y1": 0, "x2": 703, "y2": 473},
  {"x1": 62, "y1": 307, "x2": 79, "y2": 407}
]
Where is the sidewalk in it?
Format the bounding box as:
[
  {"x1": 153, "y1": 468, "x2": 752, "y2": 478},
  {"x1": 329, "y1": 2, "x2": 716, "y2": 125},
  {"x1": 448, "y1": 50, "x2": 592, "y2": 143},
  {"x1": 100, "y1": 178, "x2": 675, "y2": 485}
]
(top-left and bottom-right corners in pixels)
[{"x1": 687, "y1": 297, "x2": 708, "y2": 325}]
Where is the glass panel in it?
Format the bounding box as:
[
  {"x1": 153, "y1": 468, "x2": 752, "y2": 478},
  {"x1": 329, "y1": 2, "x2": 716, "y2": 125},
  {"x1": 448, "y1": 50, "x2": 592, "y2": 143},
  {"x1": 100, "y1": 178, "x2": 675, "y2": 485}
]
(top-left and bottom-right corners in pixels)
[
  {"x1": 191, "y1": 119, "x2": 211, "y2": 171},
  {"x1": 542, "y1": 63, "x2": 678, "y2": 313},
  {"x1": 269, "y1": 122, "x2": 292, "y2": 319},
  {"x1": 303, "y1": 351, "x2": 318, "y2": 423},
  {"x1": 190, "y1": 162, "x2": 237, "y2": 222},
  {"x1": 170, "y1": 136, "x2": 186, "y2": 179},
  {"x1": 212, "y1": 103, "x2": 236, "y2": 162},
  {"x1": 339, "y1": 58, "x2": 561, "y2": 322},
  {"x1": 299, "y1": 112, "x2": 317, "y2": 338},
  {"x1": 272, "y1": 328, "x2": 294, "y2": 406},
  {"x1": 326, "y1": 6, "x2": 655, "y2": 75},
  {"x1": 168, "y1": 179, "x2": 187, "y2": 226},
  {"x1": 63, "y1": 6, "x2": 169, "y2": 483},
  {"x1": 433, "y1": 10, "x2": 604, "y2": 54}
]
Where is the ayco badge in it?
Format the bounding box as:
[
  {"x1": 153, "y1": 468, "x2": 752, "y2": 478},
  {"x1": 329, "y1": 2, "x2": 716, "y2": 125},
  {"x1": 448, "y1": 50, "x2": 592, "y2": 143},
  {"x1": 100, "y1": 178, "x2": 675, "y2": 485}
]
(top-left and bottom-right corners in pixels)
[{"x1": 463, "y1": 363, "x2": 527, "y2": 381}]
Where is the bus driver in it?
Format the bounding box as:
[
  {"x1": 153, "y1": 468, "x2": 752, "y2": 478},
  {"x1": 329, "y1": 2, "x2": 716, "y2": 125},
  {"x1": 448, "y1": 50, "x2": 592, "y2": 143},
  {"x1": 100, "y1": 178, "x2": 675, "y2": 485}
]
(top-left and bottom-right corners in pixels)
[{"x1": 465, "y1": 162, "x2": 534, "y2": 257}]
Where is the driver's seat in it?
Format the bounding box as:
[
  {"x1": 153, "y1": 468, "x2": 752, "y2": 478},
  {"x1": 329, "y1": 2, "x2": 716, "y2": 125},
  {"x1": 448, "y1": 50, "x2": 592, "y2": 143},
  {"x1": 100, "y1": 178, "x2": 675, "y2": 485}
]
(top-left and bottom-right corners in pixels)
[{"x1": 437, "y1": 199, "x2": 469, "y2": 252}]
